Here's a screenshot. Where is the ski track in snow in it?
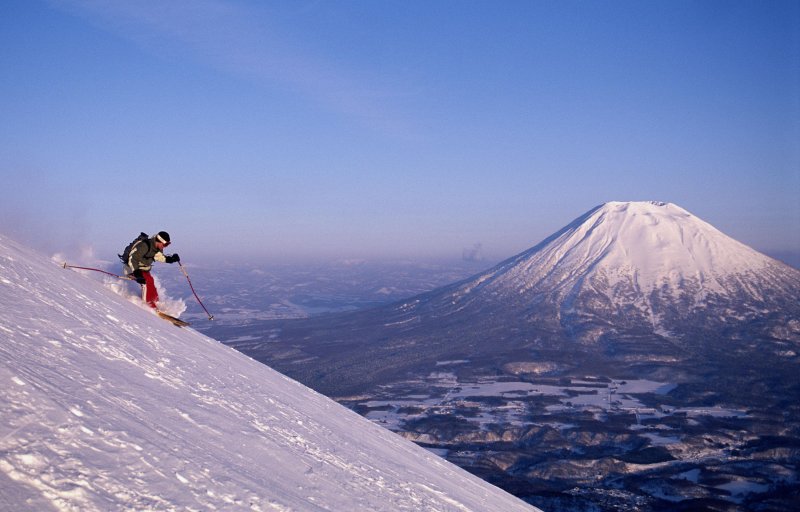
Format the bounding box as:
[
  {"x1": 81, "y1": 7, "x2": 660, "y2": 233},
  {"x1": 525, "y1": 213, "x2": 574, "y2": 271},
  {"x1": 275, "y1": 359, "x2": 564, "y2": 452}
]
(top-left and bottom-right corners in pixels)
[{"x1": 0, "y1": 234, "x2": 537, "y2": 512}]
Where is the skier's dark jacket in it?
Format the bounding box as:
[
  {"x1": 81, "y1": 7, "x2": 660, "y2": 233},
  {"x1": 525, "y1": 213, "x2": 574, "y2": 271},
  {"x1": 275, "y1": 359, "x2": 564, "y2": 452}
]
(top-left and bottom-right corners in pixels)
[{"x1": 126, "y1": 236, "x2": 167, "y2": 272}]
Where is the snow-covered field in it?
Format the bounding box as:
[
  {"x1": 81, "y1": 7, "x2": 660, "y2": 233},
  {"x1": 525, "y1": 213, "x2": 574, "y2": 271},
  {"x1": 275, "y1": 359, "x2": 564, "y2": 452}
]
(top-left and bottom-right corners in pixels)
[
  {"x1": 356, "y1": 371, "x2": 743, "y2": 431},
  {"x1": 0, "y1": 234, "x2": 537, "y2": 512}
]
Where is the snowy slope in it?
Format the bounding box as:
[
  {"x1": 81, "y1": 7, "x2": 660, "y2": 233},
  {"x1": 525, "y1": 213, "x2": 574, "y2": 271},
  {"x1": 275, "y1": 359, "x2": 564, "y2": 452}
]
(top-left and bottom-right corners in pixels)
[{"x1": 0, "y1": 234, "x2": 538, "y2": 512}]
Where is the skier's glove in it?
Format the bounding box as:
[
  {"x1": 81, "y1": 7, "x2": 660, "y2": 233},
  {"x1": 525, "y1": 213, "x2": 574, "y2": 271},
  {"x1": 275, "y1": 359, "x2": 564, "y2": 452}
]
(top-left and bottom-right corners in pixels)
[
  {"x1": 132, "y1": 269, "x2": 147, "y2": 285},
  {"x1": 166, "y1": 254, "x2": 180, "y2": 264}
]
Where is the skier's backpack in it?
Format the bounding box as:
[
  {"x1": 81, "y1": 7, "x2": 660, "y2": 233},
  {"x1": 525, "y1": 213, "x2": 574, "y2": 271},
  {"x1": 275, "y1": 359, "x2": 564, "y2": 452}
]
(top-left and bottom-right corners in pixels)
[{"x1": 119, "y1": 232, "x2": 149, "y2": 264}]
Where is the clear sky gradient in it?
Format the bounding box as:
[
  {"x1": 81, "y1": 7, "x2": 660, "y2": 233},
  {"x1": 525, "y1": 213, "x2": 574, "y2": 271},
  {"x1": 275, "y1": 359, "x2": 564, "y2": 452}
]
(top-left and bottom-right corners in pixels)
[{"x1": 1, "y1": 1, "x2": 798, "y2": 264}]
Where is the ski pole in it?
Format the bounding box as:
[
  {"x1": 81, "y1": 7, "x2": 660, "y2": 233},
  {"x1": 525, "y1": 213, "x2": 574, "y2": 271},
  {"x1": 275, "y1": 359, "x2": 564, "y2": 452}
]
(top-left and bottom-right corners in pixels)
[
  {"x1": 63, "y1": 263, "x2": 133, "y2": 280},
  {"x1": 178, "y1": 262, "x2": 214, "y2": 320}
]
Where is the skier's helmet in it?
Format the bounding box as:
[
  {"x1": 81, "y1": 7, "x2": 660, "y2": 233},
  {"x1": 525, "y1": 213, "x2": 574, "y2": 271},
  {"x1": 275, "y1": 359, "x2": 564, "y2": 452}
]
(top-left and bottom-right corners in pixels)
[{"x1": 156, "y1": 231, "x2": 171, "y2": 245}]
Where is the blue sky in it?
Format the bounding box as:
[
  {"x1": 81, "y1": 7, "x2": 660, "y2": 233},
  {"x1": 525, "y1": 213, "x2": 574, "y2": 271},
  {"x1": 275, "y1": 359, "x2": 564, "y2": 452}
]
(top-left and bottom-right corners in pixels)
[{"x1": 1, "y1": 0, "x2": 798, "y2": 264}]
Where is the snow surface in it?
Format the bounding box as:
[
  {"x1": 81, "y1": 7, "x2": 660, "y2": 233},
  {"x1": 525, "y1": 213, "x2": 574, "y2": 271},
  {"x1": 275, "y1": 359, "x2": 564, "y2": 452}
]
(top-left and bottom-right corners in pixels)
[{"x1": 0, "y1": 234, "x2": 537, "y2": 512}]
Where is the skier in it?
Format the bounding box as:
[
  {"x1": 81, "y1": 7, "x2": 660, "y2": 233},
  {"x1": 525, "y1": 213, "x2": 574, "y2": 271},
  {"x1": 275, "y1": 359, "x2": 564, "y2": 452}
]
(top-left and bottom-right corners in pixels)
[{"x1": 122, "y1": 231, "x2": 180, "y2": 309}]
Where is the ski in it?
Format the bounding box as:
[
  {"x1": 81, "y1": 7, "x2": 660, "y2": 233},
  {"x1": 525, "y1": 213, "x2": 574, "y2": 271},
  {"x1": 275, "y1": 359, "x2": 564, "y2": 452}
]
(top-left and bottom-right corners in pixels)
[{"x1": 156, "y1": 311, "x2": 190, "y2": 328}]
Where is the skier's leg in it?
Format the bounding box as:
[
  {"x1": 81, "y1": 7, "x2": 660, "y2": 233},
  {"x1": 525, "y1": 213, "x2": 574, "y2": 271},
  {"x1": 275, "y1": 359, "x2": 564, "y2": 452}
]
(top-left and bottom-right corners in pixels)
[{"x1": 141, "y1": 271, "x2": 159, "y2": 308}]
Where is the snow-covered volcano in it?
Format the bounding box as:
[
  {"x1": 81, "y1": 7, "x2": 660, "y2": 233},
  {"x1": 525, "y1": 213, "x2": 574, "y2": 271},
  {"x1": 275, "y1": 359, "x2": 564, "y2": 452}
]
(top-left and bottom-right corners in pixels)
[
  {"x1": 0, "y1": 233, "x2": 537, "y2": 511},
  {"x1": 469, "y1": 201, "x2": 782, "y2": 296},
  {"x1": 416, "y1": 201, "x2": 800, "y2": 341}
]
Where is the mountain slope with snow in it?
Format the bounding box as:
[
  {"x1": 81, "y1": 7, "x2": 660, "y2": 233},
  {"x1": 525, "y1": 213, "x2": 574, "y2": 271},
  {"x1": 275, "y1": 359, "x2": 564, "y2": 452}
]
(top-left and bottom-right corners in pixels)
[
  {"x1": 394, "y1": 200, "x2": 800, "y2": 346},
  {"x1": 465, "y1": 201, "x2": 786, "y2": 295},
  {"x1": 0, "y1": 233, "x2": 538, "y2": 512},
  {"x1": 439, "y1": 201, "x2": 799, "y2": 331}
]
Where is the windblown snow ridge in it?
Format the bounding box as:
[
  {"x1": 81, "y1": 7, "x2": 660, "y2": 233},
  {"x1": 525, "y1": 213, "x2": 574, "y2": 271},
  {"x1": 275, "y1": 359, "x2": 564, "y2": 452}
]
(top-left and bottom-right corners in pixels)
[{"x1": 0, "y1": 234, "x2": 537, "y2": 512}]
